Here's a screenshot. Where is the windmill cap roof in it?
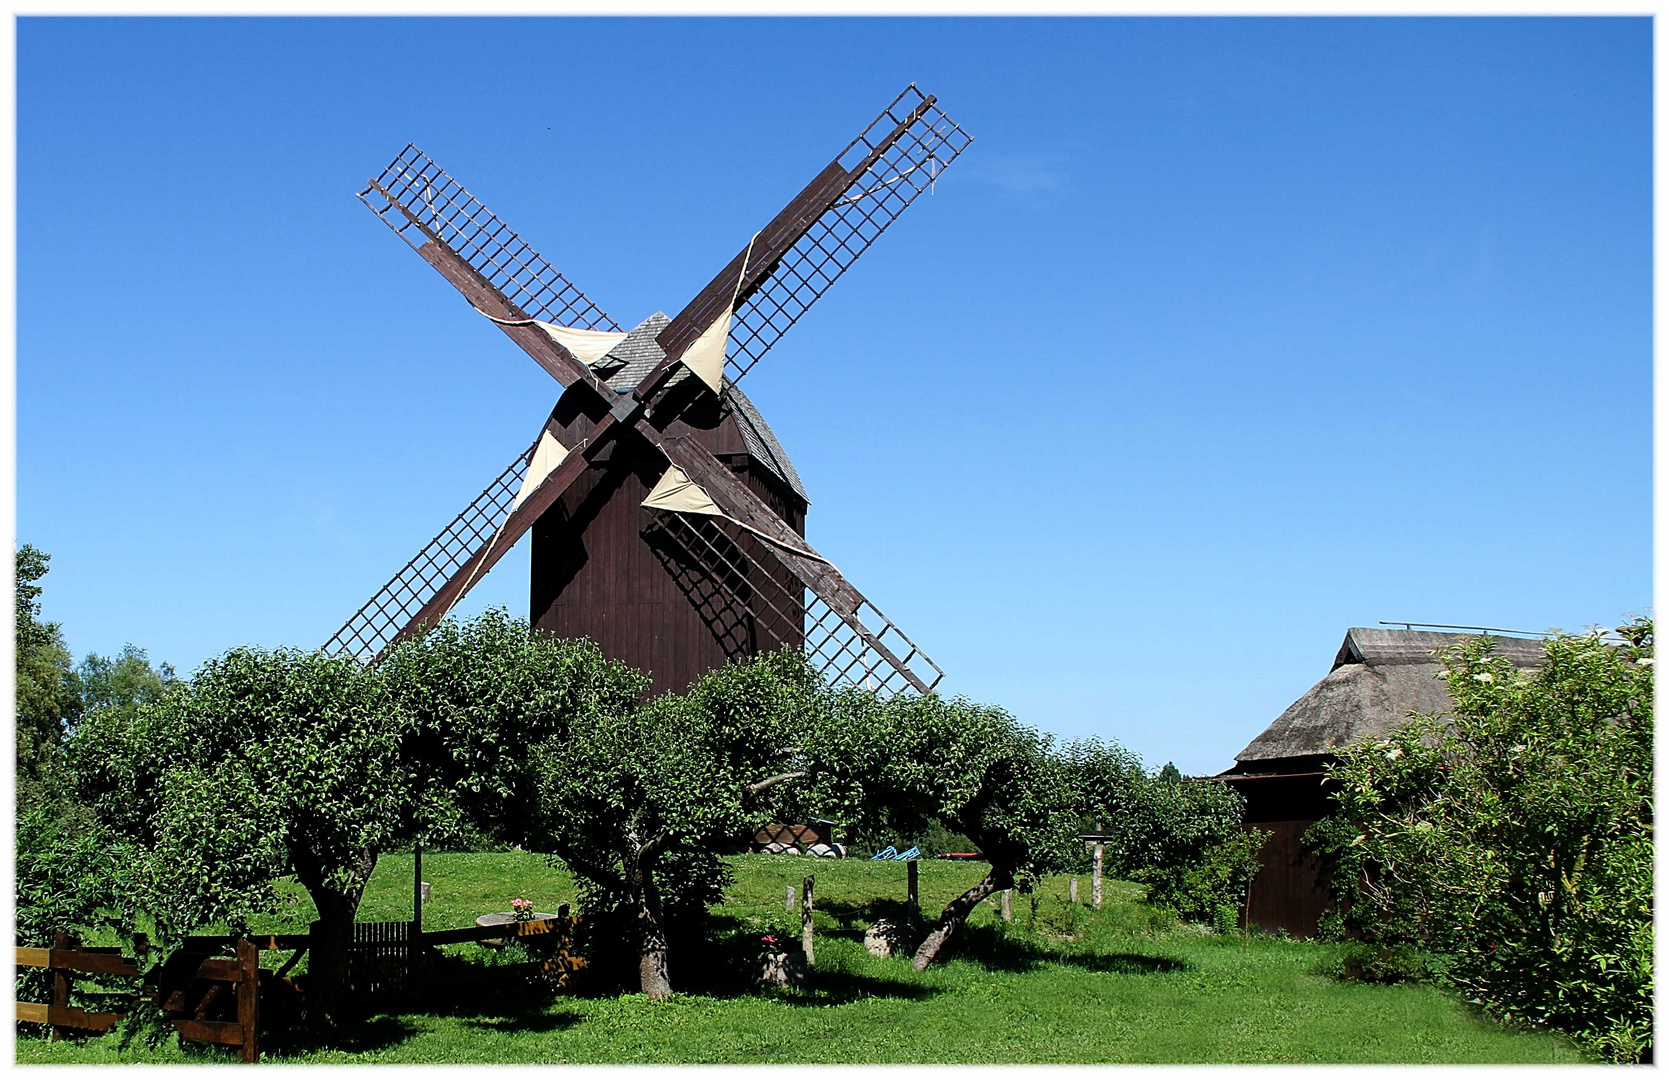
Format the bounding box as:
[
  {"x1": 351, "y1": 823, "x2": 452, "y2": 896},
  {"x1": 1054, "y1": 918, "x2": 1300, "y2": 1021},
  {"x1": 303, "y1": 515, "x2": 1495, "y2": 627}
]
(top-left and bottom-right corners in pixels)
[
  {"x1": 599, "y1": 312, "x2": 808, "y2": 504},
  {"x1": 1232, "y1": 627, "x2": 1548, "y2": 765}
]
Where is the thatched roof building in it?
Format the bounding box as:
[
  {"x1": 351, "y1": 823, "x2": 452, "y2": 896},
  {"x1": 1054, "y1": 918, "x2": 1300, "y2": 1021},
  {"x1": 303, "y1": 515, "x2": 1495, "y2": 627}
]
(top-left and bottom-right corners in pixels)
[
  {"x1": 1226, "y1": 627, "x2": 1547, "y2": 774},
  {"x1": 1216, "y1": 626, "x2": 1547, "y2": 937}
]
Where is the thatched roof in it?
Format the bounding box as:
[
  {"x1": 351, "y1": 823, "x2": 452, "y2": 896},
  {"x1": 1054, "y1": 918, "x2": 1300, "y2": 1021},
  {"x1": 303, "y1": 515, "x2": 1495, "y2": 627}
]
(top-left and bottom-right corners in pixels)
[{"x1": 1230, "y1": 628, "x2": 1547, "y2": 767}]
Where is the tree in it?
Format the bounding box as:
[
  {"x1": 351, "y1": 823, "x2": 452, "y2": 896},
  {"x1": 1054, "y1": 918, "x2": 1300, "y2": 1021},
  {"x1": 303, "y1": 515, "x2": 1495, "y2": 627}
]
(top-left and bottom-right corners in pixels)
[
  {"x1": 1065, "y1": 740, "x2": 1261, "y2": 929},
  {"x1": 70, "y1": 611, "x2": 641, "y2": 1029},
  {"x1": 378, "y1": 608, "x2": 646, "y2": 849},
  {"x1": 69, "y1": 646, "x2": 404, "y2": 1029},
  {"x1": 78, "y1": 644, "x2": 177, "y2": 723},
  {"x1": 1308, "y1": 620, "x2": 1653, "y2": 1063},
  {"x1": 812, "y1": 692, "x2": 1081, "y2": 970},
  {"x1": 528, "y1": 650, "x2": 820, "y2": 999},
  {"x1": 15, "y1": 545, "x2": 81, "y2": 798}
]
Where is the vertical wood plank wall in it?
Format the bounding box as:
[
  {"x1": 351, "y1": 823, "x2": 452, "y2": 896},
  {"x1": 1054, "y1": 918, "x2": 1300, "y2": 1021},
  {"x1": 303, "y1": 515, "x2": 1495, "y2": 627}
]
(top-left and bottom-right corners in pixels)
[{"x1": 531, "y1": 387, "x2": 808, "y2": 697}]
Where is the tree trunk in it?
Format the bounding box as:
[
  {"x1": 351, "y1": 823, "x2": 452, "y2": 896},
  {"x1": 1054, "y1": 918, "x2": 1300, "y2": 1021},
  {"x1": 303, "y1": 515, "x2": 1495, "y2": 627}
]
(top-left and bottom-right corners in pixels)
[
  {"x1": 912, "y1": 865, "x2": 1013, "y2": 972},
  {"x1": 294, "y1": 846, "x2": 376, "y2": 1032},
  {"x1": 627, "y1": 831, "x2": 672, "y2": 1000}
]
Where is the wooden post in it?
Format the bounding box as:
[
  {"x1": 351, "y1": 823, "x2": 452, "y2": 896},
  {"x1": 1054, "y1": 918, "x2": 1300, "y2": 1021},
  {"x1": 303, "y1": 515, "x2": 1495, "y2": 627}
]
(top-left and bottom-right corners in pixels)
[
  {"x1": 1001, "y1": 889, "x2": 1013, "y2": 922},
  {"x1": 236, "y1": 938, "x2": 259, "y2": 1064},
  {"x1": 1070, "y1": 877, "x2": 1079, "y2": 905},
  {"x1": 412, "y1": 844, "x2": 423, "y2": 938},
  {"x1": 1093, "y1": 843, "x2": 1104, "y2": 909},
  {"x1": 786, "y1": 884, "x2": 796, "y2": 913},
  {"x1": 50, "y1": 932, "x2": 71, "y2": 1041},
  {"x1": 801, "y1": 876, "x2": 815, "y2": 967},
  {"x1": 907, "y1": 860, "x2": 919, "y2": 911}
]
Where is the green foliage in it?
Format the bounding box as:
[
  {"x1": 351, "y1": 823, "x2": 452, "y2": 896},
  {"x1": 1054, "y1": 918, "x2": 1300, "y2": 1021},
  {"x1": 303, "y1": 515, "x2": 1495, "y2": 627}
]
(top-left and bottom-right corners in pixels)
[
  {"x1": 69, "y1": 645, "x2": 402, "y2": 933},
  {"x1": 15, "y1": 544, "x2": 82, "y2": 794},
  {"x1": 811, "y1": 692, "x2": 1081, "y2": 891},
  {"x1": 378, "y1": 608, "x2": 647, "y2": 849},
  {"x1": 14, "y1": 802, "x2": 147, "y2": 1002},
  {"x1": 77, "y1": 644, "x2": 177, "y2": 724},
  {"x1": 1063, "y1": 738, "x2": 1262, "y2": 927},
  {"x1": 1308, "y1": 620, "x2": 1653, "y2": 1062},
  {"x1": 528, "y1": 650, "x2": 821, "y2": 991}
]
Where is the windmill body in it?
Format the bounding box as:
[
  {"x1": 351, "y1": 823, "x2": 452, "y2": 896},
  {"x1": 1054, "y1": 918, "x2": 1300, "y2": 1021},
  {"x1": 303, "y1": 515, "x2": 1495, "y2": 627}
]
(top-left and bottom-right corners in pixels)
[
  {"x1": 533, "y1": 312, "x2": 810, "y2": 696},
  {"x1": 327, "y1": 86, "x2": 969, "y2": 697}
]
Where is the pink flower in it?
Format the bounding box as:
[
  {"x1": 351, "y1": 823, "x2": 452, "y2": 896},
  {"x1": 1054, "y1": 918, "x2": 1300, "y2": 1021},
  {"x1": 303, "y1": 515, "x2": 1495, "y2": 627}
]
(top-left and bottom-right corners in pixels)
[{"x1": 761, "y1": 935, "x2": 777, "y2": 944}]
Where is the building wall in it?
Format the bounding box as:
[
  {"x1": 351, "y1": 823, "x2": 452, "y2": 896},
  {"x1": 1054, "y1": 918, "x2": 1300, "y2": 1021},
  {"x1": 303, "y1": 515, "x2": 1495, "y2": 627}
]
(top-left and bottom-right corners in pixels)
[
  {"x1": 530, "y1": 385, "x2": 807, "y2": 697},
  {"x1": 1242, "y1": 819, "x2": 1331, "y2": 937},
  {"x1": 1227, "y1": 766, "x2": 1336, "y2": 937}
]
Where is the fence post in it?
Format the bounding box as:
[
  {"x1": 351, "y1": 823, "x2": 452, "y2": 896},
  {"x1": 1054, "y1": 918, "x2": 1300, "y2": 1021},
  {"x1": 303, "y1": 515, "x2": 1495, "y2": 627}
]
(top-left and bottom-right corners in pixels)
[
  {"x1": 786, "y1": 884, "x2": 796, "y2": 913},
  {"x1": 1069, "y1": 877, "x2": 1079, "y2": 905},
  {"x1": 412, "y1": 843, "x2": 423, "y2": 940},
  {"x1": 1093, "y1": 843, "x2": 1104, "y2": 909},
  {"x1": 907, "y1": 860, "x2": 919, "y2": 911},
  {"x1": 801, "y1": 876, "x2": 815, "y2": 967},
  {"x1": 1001, "y1": 889, "x2": 1012, "y2": 922},
  {"x1": 50, "y1": 931, "x2": 71, "y2": 1041},
  {"x1": 236, "y1": 938, "x2": 259, "y2": 1064}
]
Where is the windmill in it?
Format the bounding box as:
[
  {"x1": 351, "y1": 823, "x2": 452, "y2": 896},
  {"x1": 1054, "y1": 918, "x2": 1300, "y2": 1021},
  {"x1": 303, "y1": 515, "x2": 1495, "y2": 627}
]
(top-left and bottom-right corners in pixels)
[{"x1": 324, "y1": 85, "x2": 971, "y2": 697}]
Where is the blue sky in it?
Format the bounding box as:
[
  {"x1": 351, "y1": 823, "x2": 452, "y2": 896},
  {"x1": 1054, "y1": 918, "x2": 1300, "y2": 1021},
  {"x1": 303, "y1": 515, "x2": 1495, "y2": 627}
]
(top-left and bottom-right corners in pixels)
[{"x1": 17, "y1": 17, "x2": 1651, "y2": 775}]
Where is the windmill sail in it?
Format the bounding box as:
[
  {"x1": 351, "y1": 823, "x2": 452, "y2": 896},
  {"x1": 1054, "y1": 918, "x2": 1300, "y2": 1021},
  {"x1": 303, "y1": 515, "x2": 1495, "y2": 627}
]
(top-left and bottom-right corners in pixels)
[
  {"x1": 323, "y1": 442, "x2": 537, "y2": 661},
  {"x1": 657, "y1": 85, "x2": 972, "y2": 389},
  {"x1": 360, "y1": 145, "x2": 618, "y2": 334}
]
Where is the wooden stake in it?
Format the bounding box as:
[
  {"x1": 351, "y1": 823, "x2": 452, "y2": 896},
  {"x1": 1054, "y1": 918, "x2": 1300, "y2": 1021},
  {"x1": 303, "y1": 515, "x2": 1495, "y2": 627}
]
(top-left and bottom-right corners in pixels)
[
  {"x1": 50, "y1": 932, "x2": 70, "y2": 1042},
  {"x1": 236, "y1": 938, "x2": 260, "y2": 1064},
  {"x1": 1093, "y1": 843, "x2": 1104, "y2": 909},
  {"x1": 907, "y1": 860, "x2": 919, "y2": 911},
  {"x1": 1070, "y1": 877, "x2": 1079, "y2": 905},
  {"x1": 801, "y1": 875, "x2": 816, "y2": 966},
  {"x1": 787, "y1": 884, "x2": 796, "y2": 913},
  {"x1": 1001, "y1": 889, "x2": 1012, "y2": 922},
  {"x1": 412, "y1": 844, "x2": 424, "y2": 938}
]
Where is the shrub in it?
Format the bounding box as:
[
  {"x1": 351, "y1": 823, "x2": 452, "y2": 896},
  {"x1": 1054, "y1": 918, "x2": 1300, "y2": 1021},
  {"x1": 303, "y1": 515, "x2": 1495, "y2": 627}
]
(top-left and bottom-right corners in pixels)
[
  {"x1": 1064, "y1": 740, "x2": 1263, "y2": 928},
  {"x1": 1308, "y1": 620, "x2": 1653, "y2": 1063}
]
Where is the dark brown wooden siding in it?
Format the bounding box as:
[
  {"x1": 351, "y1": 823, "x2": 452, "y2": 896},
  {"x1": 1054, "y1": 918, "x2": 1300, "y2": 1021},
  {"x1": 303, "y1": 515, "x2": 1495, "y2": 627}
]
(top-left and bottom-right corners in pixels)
[
  {"x1": 1220, "y1": 765, "x2": 1338, "y2": 938},
  {"x1": 1242, "y1": 820, "x2": 1332, "y2": 938},
  {"x1": 530, "y1": 384, "x2": 808, "y2": 698}
]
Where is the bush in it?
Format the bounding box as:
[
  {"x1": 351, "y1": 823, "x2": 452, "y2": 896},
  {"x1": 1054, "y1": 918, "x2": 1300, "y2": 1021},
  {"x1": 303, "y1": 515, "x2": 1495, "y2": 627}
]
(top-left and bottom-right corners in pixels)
[
  {"x1": 1064, "y1": 740, "x2": 1263, "y2": 928},
  {"x1": 1308, "y1": 620, "x2": 1653, "y2": 1062}
]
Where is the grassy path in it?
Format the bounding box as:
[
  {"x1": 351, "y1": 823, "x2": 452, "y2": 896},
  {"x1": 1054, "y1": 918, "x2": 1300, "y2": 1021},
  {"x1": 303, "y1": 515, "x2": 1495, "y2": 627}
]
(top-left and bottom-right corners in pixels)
[{"x1": 16, "y1": 851, "x2": 1582, "y2": 1064}]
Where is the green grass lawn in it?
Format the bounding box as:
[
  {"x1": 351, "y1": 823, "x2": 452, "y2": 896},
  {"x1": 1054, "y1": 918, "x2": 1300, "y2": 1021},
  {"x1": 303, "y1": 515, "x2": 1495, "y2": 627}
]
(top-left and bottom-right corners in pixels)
[{"x1": 16, "y1": 851, "x2": 1584, "y2": 1065}]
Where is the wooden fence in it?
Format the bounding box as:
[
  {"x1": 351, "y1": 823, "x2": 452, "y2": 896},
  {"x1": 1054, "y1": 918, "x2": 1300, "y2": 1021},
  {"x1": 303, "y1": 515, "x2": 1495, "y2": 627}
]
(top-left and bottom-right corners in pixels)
[
  {"x1": 16, "y1": 913, "x2": 585, "y2": 1062},
  {"x1": 15, "y1": 932, "x2": 259, "y2": 1063}
]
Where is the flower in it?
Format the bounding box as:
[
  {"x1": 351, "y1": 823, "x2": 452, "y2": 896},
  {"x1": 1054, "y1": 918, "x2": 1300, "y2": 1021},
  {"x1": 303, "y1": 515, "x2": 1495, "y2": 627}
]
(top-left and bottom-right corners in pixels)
[
  {"x1": 1637, "y1": 657, "x2": 1654, "y2": 667},
  {"x1": 761, "y1": 935, "x2": 777, "y2": 944},
  {"x1": 1385, "y1": 746, "x2": 1403, "y2": 761},
  {"x1": 1472, "y1": 672, "x2": 1495, "y2": 684}
]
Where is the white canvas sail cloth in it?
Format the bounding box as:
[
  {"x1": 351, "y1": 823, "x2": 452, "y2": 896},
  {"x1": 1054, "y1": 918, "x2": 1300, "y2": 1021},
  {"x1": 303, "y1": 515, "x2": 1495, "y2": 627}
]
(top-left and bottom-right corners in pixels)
[
  {"x1": 641, "y1": 464, "x2": 723, "y2": 516},
  {"x1": 512, "y1": 431, "x2": 572, "y2": 510},
  {"x1": 677, "y1": 231, "x2": 760, "y2": 395},
  {"x1": 679, "y1": 310, "x2": 731, "y2": 394},
  {"x1": 533, "y1": 323, "x2": 628, "y2": 368},
  {"x1": 474, "y1": 310, "x2": 628, "y2": 370},
  {"x1": 642, "y1": 465, "x2": 830, "y2": 565}
]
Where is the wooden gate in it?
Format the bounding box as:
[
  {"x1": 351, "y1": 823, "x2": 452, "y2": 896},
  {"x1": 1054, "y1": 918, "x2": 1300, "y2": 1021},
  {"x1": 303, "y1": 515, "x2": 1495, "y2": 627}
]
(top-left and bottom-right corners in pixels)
[{"x1": 348, "y1": 921, "x2": 410, "y2": 1003}]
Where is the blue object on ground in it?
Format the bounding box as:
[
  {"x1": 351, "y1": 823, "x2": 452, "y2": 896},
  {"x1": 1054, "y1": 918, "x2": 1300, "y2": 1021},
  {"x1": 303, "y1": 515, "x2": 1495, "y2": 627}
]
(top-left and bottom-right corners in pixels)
[
  {"x1": 897, "y1": 846, "x2": 921, "y2": 861},
  {"x1": 872, "y1": 846, "x2": 898, "y2": 861}
]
